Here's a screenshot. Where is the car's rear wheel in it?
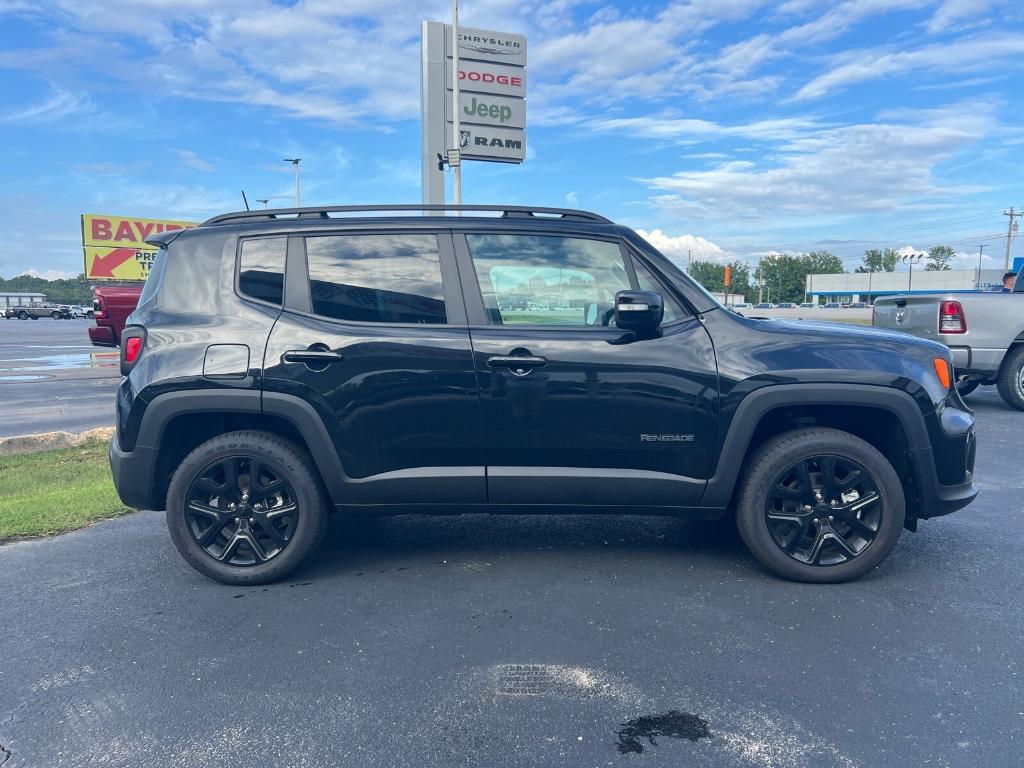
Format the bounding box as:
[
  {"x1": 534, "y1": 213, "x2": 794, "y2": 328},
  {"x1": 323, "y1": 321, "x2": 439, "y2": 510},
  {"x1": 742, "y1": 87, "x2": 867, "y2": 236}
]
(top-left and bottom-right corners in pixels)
[
  {"x1": 166, "y1": 430, "x2": 328, "y2": 585},
  {"x1": 18, "y1": 311, "x2": 27, "y2": 320},
  {"x1": 996, "y1": 346, "x2": 1024, "y2": 411},
  {"x1": 736, "y1": 428, "x2": 904, "y2": 582},
  {"x1": 50, "y1": 311, "x2": 60, "y2": 319}
]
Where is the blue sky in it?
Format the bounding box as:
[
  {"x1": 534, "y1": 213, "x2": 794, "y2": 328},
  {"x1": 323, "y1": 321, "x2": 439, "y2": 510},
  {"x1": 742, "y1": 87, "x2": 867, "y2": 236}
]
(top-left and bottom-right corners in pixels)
[{"x1": 1, "y1": 0, "x2": 1022, "y2": 279}]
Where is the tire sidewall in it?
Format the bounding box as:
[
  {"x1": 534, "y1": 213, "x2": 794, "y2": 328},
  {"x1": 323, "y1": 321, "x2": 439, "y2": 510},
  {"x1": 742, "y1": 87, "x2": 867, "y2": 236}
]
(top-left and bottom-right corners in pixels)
[
  {"x1": 997, "y1": 348, "x2": 1024, "y2": 411},
  {"x1": 166, "y1": 432, "x2": 326, "y2": 585},
  {"x1": 737, "y1": 429, "x2": 905, "y2": 583}
]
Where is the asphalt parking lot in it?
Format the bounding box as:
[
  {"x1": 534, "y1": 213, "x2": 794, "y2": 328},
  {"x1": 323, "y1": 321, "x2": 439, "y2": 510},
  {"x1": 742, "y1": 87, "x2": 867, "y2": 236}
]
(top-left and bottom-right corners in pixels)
[
  {"x1": 0, "y1": 319, "x2": 119, "y2": 437},
  {"x1": 1, "y1": 386, "x2": 1021, "y2": 767}
]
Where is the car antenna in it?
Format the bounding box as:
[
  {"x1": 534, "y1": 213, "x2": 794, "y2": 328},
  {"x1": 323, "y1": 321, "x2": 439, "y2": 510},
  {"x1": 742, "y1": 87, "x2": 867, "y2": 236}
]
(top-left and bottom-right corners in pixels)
[{"x1": 241, "y1": 190, "x2": 250, "y2": 211}]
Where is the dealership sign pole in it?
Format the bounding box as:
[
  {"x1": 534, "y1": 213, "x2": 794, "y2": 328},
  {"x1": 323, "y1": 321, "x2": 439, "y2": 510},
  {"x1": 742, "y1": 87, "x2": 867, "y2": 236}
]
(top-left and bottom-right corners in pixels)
[
  {"x1": 450, "y1": 0, "x2": 462, "y2": 205},
  {"x1": 421, "y1": 19, "x2": 526, "y2": 205}
]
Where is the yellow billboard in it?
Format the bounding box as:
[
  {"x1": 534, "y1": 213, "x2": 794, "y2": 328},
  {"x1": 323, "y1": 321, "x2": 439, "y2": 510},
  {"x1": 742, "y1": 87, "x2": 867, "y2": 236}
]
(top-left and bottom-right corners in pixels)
[{"x1": 82, "y1": 214, "x2": 197, "y2": 280}]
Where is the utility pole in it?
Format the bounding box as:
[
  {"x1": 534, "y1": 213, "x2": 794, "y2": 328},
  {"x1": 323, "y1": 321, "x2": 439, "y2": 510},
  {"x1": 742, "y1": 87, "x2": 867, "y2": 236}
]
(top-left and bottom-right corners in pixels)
[
  {"x1": 687, "y1": 249, "x2": 691, "y2": 274},
  {"x1": 256, "y1": 198, "x2": 269, "y2": 209},
  {"x1": 449, "y1": 0, "x2": 462, "y2": 206},
  {"x1": 1004, "y1": 208, "x2": 1020, "y2": 271},
  {"x1": 976, "y1": 244, "x2": 987, "y2": 289},
  {"x1": 283, "y1": 158, "x2": 302, "y2": 206}
]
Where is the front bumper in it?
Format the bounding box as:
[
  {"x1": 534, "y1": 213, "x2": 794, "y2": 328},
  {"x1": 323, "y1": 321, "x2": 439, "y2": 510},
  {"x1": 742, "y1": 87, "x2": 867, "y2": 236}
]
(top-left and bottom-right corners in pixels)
[{"x1": 109, "y1": 436, "x2": 157, "y2": 510}]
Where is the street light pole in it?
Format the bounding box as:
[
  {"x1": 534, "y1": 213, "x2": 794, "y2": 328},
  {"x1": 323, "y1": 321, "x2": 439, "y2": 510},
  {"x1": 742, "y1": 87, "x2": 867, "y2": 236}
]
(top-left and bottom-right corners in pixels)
[
  {"x1": 976, "y1": 244, "x2": 988, "y2": 289},
  {"x1": 283, "y1": 158, "x2": 302, "y2": 206},
  {"x1": 256, "y1": 198, "x2": 269, "y2": 209},
  {"x1": 902, "y1": 253, "x2": 923, "y2": 292}
]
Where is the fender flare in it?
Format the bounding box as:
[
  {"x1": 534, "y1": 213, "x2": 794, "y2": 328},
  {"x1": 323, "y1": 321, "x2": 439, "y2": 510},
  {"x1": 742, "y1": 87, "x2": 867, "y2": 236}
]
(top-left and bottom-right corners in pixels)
[{"x1": 700, "y1": 383, "x2": 931, "y2": 507}]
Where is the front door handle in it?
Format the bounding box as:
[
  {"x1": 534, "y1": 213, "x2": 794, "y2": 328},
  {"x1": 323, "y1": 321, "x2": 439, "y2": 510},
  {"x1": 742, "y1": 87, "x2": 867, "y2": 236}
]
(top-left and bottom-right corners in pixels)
[
  {"x1": 281, "y1": 348, "x2": 344, "y2": 365},
  {"x1": 487, "y1": 355, "x2": 547, "y2": 368}
]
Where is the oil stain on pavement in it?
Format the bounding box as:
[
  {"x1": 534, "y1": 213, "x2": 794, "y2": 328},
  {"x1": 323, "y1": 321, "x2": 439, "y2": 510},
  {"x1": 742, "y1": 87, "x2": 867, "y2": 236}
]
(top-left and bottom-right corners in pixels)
[{"x1": 615, "y1": 710, "x2": 712, "y2": 754}]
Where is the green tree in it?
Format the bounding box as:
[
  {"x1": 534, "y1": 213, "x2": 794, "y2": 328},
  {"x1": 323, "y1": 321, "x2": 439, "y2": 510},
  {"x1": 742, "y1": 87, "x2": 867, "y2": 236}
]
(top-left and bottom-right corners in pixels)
[
  {"x1": 926, "y1": 245, "x2": 955, "y2": 271},
  {"x1": 856, "y1": 248, "x2": 899, "y2": 273},
  {"x1": 0, "y1": 274, "x2": 95, "y2": 305},
  {"x1": 688, "y1": 260, "x2": 751, "y2": 299},
  {"x1": 804, "y1": 250, "x2": 845, "y2": 274}
]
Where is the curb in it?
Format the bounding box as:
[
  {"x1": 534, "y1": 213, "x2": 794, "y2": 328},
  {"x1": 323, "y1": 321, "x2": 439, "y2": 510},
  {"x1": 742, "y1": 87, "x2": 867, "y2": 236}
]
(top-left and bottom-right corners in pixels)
[{"x1": 0, "y1": 427, "x2": 114, "y2": 457}]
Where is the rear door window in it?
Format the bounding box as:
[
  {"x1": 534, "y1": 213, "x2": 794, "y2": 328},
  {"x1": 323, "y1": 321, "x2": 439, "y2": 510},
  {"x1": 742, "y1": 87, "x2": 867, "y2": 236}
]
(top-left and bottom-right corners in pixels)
[{"x1": 305, "y1": 234, "x2": 446, "y2": 324}]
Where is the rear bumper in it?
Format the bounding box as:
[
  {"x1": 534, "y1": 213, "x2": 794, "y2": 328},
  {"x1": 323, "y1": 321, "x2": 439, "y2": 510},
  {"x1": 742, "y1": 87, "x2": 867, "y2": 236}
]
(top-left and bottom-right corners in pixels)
[
  {"x1": 109, "y1": 436, "x2": 157, "y2": 510},
  {"x1": 89, "y1": 325, "x2": 117, "y2": 347}
]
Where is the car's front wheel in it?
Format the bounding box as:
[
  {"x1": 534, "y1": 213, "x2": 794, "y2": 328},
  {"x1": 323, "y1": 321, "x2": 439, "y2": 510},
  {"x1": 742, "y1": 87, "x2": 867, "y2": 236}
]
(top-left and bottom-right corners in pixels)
[
  {"x1": 736, "y1": 427, "x2": 905, "y2": 582},
  {"x1": 166, "y1": 430, "x2": 329, "y2": 585}
]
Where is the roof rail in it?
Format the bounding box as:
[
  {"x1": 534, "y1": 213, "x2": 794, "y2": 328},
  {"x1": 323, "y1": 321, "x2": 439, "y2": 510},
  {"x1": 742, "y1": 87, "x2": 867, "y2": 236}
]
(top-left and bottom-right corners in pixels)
[{"x1": 201, "y1": 204, "x2": 612, "y2": 226}]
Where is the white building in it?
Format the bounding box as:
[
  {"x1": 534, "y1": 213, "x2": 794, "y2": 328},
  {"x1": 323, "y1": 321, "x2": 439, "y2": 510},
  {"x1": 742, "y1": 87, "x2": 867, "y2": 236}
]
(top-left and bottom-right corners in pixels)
[
  {"x1": 0, "y1": 291, "x2": 46, "y2": 308},
  {"x1": 805, "y1": 269, "x2": 1006, "y2": 304}
]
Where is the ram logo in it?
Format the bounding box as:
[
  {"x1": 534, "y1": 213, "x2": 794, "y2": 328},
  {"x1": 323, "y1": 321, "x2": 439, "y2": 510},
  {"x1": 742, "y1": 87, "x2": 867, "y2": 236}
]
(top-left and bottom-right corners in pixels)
[{"x1": 641, "y1": 434, "x2": 695, "y2": 442}]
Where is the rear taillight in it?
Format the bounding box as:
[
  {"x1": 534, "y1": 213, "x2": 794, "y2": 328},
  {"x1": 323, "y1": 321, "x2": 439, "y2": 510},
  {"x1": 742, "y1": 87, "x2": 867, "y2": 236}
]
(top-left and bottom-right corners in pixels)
[
  {"x1": 93, "y1": 297, "x2": 106, "y2": 319},
  {"x1": 124, "y1": 336, "x2": 142, "y2": 364},
  {"x1": 120, "y1": 329, "x2": 145, "y2": 375},
  {"x1": 939, "y1": 301, "x2": 966, "y2": 334}
]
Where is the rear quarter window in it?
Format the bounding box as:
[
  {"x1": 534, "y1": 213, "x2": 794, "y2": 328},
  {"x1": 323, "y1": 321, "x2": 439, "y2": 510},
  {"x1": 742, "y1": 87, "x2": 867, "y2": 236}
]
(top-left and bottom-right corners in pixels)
[{"x1": 238, "y1": 237, "x2": 287, "y2": 305}]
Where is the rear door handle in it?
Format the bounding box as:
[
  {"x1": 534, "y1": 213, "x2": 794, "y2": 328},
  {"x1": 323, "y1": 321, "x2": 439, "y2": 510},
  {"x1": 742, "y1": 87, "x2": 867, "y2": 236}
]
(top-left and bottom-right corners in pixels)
[
  {"x1": 281, "y1": 349, "x2": 344, "y2": 365},
  {"x1": 487, "y1": 355, "x2": 547, "y2": 368}
]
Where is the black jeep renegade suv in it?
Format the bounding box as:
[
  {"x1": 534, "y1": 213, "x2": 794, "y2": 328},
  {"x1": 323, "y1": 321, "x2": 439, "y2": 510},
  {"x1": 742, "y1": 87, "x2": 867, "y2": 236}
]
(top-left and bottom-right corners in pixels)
[{"x1": 109, "y1": 204, "x2": 977, "y2": 585}]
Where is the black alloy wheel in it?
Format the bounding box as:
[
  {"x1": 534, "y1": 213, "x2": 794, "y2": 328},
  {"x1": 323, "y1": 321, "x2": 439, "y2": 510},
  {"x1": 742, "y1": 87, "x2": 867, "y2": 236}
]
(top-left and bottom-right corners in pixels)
[
  {"x1": 764, "y1": 455, "x2": 882, "y2": 567},
  {"x1": 736, "y1": 427, "x2": 904, "y2": 582},
  {"x1": 184, "y1": 455, "x2": 299, "y2": 566}
]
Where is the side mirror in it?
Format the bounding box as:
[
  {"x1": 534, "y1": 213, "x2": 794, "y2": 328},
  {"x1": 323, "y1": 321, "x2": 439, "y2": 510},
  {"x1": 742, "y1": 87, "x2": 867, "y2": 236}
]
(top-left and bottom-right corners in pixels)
[{"x1": 614, "y1": 290, "x2": 663, "y2": 334}]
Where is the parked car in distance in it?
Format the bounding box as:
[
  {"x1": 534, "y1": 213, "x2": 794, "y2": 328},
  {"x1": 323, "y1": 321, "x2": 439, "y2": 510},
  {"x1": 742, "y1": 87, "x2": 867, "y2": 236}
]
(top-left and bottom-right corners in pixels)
[
  {"x1": 89, "y1": 285, "x2": 143, "y2": 346},
  {"x1": 110, "y1": 204, "x2": 977, "y2": 586},
  {"x1": 824, "y1": 302, "x2": 841, "y2": 309},
  {"x1": 873, "y1": 275, "x2": 1024, "y2": 409},
  {"x1": 849, "y1": 302, "x2": 868, "y2": 309},
  {"x1": 731, "y1": 302, "x2": 752, "y2": 309},
  {"x1": 65, "y1": 304, "x2": 95, "y2": 318},
  {"x1": 6, "y1": 302, "x2": 70, "y2": 320},
  {"x1": 777, "y1": 302, "x2": 797, "y2": 309},
  {"x1": 799, "y1": 302, "x2": 816, "y2": 309},
  {"x1": 753, "y1": 302, "x2": 775, "y2": 309}
]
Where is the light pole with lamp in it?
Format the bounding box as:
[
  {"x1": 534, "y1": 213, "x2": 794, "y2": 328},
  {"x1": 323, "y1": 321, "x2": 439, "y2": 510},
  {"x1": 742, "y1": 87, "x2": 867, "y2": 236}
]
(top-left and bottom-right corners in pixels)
[
  {"x1": 902, "y1": 253, "x2": 924, "y2": 292},
  {"x1": 283, "y1": 158, "x2": 302, "y2": 206},
  {"x1": 256, "y1": 198, "x2": 270, "y2": 209},
  {"x1": 975, "y1": 244, "x2": 987, "y2": 289}
]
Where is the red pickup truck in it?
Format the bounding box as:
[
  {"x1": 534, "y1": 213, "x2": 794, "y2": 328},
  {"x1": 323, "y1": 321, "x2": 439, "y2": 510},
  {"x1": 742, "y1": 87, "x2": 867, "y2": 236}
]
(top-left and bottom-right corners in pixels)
[{"x1": 89, "y1": 285, "x2": 143, "y2": 347}]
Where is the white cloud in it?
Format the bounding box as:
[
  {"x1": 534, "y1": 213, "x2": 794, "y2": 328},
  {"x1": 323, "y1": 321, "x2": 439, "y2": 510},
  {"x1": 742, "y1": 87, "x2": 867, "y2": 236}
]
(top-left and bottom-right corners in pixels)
[
  {"x1": 637, "y1": 102, "x2": 993, "y2": 217},
  {"x1": 2, "y1": 86, "x2": 92, "y2": 123},
  {"x1": 925, "y1": 0, "x2": 1000, "y2": 33},
  {"x1": 176, "y1": 149, "x2": 214, "y2": 172},
  {"x1": 792, "y1": 32, "x2": 1024, "y2": 101},
  {"x1": 635, "y1": 228, "x2": 729, "y2": 265},
  {"x1": 19, "y1": 268, "x2": 77, "y2": 280}
]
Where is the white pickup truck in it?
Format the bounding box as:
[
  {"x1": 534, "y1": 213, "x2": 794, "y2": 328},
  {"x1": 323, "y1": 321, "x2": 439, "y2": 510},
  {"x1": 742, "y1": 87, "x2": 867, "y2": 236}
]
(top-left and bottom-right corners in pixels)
[{"x1": 873, "y1": 279, "x2": 1024, "y2": 410}]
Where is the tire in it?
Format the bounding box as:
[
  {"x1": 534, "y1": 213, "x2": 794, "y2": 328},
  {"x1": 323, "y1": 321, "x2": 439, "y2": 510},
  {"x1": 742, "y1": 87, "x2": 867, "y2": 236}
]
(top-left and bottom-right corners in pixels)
[
  {"x1": 955, "y1": 380, "x2": 980, "y2": 398},
  {"x1": 18, "y1": 311, "x2": 27, "y2": 320},
  {"x1": 51, "y1": 311, "x2": 60, "y2": 319},
  {"x1": 165, "y1": 430, "x2": 329, "y2": 585},
  {"x1": 996, "y1": 346, "x2": 1024, "y2": 411},
  {"x1": 736, "y1": 427, "x2": 905, "y2": 583}
]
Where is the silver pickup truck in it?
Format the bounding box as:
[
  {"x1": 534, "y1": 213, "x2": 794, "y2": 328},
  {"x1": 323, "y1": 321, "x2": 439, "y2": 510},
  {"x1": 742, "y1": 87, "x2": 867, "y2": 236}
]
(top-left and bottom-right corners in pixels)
[{"x1": 873, "y1": 280, "x2": 1024, "y2": 410}]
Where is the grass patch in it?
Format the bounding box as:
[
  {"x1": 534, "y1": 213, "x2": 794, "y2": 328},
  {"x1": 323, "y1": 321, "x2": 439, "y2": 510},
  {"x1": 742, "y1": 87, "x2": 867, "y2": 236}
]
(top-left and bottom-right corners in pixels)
[{"x1": 0, "y1": 440, "x2": 130, "y2": 541}]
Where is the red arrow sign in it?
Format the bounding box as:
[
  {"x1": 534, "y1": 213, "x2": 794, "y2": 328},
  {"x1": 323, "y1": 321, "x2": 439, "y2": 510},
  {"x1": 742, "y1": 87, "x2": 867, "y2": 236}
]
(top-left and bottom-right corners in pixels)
[{"x1": 90, "y1": 248, "x2": 136, "y2": 278}]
